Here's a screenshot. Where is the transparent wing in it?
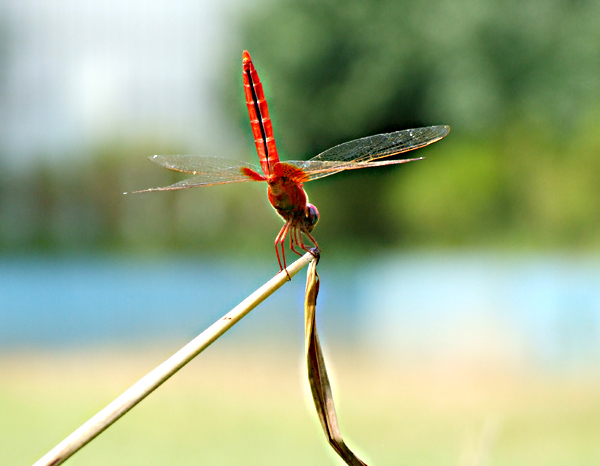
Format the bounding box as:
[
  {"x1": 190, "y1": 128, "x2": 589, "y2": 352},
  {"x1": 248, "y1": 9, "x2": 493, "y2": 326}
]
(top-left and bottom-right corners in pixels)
[
  {"x1": 285, "y1": 156, "x2": 425, "y2": 182},
  {"x1": 287, "y1": 125, "x2": 449, "y2": 182},
  {"x1": 147, "y1": 155, "x2": 261, "y2": 174},
  {"x1": 311, "y1": 125, "x2": 449, "y2": 163},
  {"x1": 130, "y1": 155, "x2": 262, "y2": 193}
]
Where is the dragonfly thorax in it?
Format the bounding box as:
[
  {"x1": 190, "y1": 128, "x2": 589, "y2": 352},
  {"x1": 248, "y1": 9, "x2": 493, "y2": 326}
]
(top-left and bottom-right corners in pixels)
[
  {"x1": 267, "y1": 176, "x2": 306, "y2": 212},
  {"x1": 267, "y1": 177, "x2": 318, "y2": 232}
]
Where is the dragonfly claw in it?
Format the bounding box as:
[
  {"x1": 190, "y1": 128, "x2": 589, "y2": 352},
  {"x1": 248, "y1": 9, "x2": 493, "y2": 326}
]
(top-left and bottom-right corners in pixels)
[{"x1": 309, "y1": 247, "x2": 320, "y2": 263}]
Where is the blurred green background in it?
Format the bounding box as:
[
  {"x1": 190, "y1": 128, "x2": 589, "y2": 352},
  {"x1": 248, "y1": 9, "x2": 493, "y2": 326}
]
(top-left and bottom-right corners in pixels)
[
  {"x1": 2, "y1": 0, "x2": 600, "y2": 254},
  {"x1": 1, "y1": 0, "x2": 600, "y2": 464}
]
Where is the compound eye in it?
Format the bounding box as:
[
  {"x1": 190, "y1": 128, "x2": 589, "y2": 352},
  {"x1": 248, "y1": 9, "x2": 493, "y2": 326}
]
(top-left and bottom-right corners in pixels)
[{"x1": 305, "y1": 203, "x2": 319, "y2": 231}]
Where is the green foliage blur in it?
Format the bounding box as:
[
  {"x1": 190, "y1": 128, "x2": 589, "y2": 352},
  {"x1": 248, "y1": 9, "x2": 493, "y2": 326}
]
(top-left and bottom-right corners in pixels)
[
  {"x1": 2, "y1": 0, "x2": 600, "y2": 256},
  {"x1": 235, "y1": 0, "x2": 600, "y2": 252}
]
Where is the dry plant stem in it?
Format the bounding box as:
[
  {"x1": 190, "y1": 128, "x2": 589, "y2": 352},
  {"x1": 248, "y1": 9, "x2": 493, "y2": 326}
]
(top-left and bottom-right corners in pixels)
[{"x1": 33, "y1": 252, "x2": 316, "y2": 466}]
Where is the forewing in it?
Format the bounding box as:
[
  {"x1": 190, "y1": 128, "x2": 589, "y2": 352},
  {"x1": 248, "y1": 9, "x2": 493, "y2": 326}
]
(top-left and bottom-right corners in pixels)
[
  {"x1": 130, "y1": 156, "x2": 262, "y2": 193},
  {"x1": 286, "y1": 125, "x2": 449, "y2": 182},
  {"x1": 148, "y1": 155, "x2": 260, "y2": 174},
  {"x1": 310, "y1": 125, "x2": 449, "y2": 164}
]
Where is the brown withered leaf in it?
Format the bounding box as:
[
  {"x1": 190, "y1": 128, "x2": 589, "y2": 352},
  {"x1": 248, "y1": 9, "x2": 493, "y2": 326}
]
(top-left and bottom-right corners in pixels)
[{"x1": 304, "y1": 258, "x2": 368, "y2": 466}]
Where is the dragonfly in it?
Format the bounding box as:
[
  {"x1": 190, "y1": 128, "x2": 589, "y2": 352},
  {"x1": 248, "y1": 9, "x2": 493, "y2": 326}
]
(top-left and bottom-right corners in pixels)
[{"x1": 132, "y1": 50, "x2": 450, "y2": 274}]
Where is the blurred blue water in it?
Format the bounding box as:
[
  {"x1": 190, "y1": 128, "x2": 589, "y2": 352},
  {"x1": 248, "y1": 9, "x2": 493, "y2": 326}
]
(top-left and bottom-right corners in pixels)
[
  {"x1": 0, "y1": 255, "x2": 310, "y2": 347},
  {"x1": 1, "y1": 253, "x2": 600, "y2": 372},
  {"x1": 358, "y1": 253, "x2": 600, "y2": 372}
]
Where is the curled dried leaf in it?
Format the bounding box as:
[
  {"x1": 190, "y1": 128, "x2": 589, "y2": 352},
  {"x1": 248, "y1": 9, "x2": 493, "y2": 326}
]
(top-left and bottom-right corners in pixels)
[{"x1": 304, "y1": 258, "x2": 368, "y2": 466}]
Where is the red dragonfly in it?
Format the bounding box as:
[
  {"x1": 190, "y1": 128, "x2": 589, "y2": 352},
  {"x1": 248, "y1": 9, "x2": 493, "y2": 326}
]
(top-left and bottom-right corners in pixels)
[{"x1": 133, "y1": 51, "x2": 449, "y2": 273}]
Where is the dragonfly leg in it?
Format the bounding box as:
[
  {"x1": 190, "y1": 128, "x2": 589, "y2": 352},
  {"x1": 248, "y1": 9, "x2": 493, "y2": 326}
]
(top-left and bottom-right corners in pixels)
[
  {"x1": 289, "y1": 227, "x2": 304, "y2": 258},
  {"x1": 274, "y1": 222, "x2": 291, "y2": 279},
  {"x1": 301, "y1": 229, "x2": 320, "y2": 258}
]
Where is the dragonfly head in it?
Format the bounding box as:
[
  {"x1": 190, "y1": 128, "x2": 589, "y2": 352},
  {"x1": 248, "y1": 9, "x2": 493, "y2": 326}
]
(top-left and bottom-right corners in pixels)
[{"x1": 304, "y1": 203, "x2": 319, "y2": 233}]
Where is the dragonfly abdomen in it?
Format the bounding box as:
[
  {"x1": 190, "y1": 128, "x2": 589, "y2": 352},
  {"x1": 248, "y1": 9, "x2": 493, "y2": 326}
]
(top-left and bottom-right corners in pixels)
[{"x1": 242, "y1": 51, "x2": 279, "y2": 176}]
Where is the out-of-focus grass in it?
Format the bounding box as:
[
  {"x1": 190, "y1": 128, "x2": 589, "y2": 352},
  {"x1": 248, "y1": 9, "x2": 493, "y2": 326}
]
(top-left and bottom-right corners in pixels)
[{"x1": 2, "y1": 346, "x2": 600, "y2": 466}]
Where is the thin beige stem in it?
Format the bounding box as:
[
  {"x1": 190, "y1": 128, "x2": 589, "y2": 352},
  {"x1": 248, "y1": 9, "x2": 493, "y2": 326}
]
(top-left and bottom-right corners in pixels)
[{"x1": 33, "y1": 252, "x2": 316, "y2": 466}]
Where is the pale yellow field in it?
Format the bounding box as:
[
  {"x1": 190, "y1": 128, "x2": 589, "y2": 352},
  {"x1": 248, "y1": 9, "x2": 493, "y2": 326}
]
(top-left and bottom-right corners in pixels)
[{"x1": 3, "y1": 344, "x2": 600, "y2": 466}]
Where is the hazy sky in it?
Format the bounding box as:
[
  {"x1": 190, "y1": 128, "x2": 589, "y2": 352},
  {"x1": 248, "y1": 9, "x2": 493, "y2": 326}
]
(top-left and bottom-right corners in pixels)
[{"x1": 0, "y1": 0, "x2": 244, "y2": 167}]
